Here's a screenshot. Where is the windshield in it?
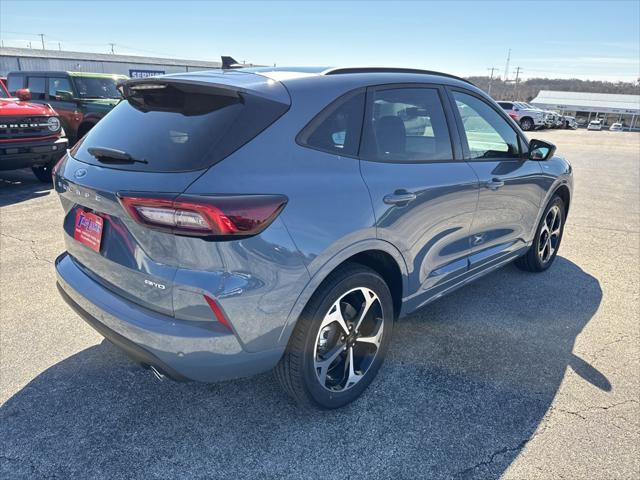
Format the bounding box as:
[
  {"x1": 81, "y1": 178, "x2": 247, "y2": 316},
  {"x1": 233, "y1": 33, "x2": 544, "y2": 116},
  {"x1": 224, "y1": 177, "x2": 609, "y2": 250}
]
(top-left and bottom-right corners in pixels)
[
  {"x1": 73, "y1": 76, "x2": 122, "y2": 99},
  {"x1": 0, "y1": 82, "x2": 8, "y2": 98}
]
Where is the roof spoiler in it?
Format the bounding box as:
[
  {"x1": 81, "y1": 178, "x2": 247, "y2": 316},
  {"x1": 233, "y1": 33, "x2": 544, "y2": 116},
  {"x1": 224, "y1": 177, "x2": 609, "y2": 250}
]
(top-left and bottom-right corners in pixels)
[{"x1": 221, "y1": 56, "x2": 243, "y2": 70}]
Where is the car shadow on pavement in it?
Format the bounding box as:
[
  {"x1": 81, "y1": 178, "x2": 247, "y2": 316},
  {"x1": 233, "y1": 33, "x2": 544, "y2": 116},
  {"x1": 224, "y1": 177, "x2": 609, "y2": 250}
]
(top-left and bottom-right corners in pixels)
[
  {"x1": 0, "y1": 170, "x2": 52, "y2": 207},
  {"x1": 0, "y1": 258, "x2": 603, "y2": 479}
]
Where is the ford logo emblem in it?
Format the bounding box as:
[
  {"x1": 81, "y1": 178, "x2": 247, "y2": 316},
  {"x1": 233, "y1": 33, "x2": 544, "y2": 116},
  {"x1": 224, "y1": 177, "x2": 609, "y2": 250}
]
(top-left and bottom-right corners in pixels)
[{"x1": 74, "y1": 168, "x2": 87, "y2": 179}]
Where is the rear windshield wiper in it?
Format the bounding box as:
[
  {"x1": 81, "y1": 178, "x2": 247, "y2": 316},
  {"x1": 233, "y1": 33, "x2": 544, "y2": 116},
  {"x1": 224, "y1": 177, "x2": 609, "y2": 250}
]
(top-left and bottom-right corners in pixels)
[{"x1": 87, "y1": 147, "x2": 148, "y2": 164}]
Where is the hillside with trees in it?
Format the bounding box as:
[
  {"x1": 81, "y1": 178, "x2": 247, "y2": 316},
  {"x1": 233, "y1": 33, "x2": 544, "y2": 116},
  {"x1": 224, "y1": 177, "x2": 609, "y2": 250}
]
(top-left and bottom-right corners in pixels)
[{"x1": 466, "y1": 76, "x2": 640, "y2": 101}]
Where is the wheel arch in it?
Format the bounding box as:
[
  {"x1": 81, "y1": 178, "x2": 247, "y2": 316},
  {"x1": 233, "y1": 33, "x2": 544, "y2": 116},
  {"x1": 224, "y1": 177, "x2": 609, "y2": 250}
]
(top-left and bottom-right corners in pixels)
[
  {"x1": 278, "y1": 240, "x2": 408, "y2": 347},
  {"x1": 553, "y1": 183, "x2": 571, "y2": 215}
]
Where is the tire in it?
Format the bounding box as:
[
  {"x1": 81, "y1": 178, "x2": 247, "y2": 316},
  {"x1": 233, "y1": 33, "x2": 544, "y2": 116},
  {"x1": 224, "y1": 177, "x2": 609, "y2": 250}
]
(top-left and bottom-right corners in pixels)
[
  {"x1": 31, "y1": 162, "x2": 54, "y2": 183},
  {"x1": 516, "y1": 195, "x2": 565, "y2": 272},
  {"x1": 520, "y1": 117, "x2": 533, "y2": 131},
  {"x1": 274, "y1": 264, "x2": 394, "y2": 409}
]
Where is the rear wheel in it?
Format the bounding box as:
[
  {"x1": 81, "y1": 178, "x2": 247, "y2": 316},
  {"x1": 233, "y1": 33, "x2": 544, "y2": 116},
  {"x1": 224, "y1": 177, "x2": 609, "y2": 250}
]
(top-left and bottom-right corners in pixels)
[
  {"x1": 516, "y1": 195, "x2": 565, "y2": 272},
  {"x1": 31, "y1": 162, "x2": 54, "y2": 183},
  {"x1": 520, "y1": 117, "x2": 534, "y2": 131},
  {"x1": 275, "y1": 264, "x2": 394, "y2": 409}
]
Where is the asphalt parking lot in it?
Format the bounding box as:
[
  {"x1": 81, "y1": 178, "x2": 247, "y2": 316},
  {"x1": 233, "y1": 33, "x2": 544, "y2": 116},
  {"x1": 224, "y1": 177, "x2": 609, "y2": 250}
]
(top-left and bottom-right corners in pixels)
[{"x1": 1, "y1": 128, "x2": 638, "y2": 479}]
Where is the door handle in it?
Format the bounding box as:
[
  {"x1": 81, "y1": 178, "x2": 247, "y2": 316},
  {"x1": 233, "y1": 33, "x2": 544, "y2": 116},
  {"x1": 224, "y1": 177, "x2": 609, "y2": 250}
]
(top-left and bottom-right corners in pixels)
[
  {"x1": 383, "y1": 190, "x2": 417, "y2": 206},
  {"x1": 484, "y1": 178, "x2": 505, "y2": 191}
]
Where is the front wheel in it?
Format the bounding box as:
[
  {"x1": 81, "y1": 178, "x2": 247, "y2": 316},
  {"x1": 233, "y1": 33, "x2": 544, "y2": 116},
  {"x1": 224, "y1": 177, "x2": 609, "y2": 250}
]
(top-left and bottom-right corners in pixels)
[
  {"x1": 31, "y1": 162, "x2": 54, "y2": 183},
  {"x1": 520, "y1": 118, "x2": 534, "y2": 131},
  {"x1": 275, "y1": 264, "x2": 394, "y2": 409},
  {"x1": 516, "y1": 195, "x2": 565, "y2": 272}
]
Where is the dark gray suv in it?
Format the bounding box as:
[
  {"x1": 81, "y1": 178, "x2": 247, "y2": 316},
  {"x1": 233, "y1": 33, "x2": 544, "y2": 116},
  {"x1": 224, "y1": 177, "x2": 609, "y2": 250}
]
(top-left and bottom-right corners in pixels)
[{"x1": 54, "y1": 67, "x2": 572, "y2": 408}]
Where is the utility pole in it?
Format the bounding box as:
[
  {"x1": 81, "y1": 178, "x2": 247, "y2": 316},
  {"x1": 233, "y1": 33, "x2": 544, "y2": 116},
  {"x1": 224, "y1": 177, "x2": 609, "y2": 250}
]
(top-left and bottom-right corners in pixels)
[
  {"x1": 58, "y1": 42, "x2": 62, "y2": 51},
  {"x1": 38, "y1": 33, "x2": 45, "y2": 50},
  {"x1": 28, "y1": 41, "x2": 32, "y2": 49},
  {"x1": 513, "y1": 66, "x2": 522, "y2": 99},
  {"x1": 109, "y1": 43, "x2": 116, "y2": 54},
  {"x1": 487, "y1": 66, "x2": 498, "y2": 96},
  {"x1": 503, "y1": 48, "x2": 511, "y2": 82}
]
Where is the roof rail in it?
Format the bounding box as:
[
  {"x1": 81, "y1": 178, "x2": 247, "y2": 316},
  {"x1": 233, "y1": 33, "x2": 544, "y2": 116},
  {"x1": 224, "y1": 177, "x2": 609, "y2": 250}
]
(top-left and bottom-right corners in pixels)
[{"x1": 322, "y1": 67, "x2": 474, "y2": 86}]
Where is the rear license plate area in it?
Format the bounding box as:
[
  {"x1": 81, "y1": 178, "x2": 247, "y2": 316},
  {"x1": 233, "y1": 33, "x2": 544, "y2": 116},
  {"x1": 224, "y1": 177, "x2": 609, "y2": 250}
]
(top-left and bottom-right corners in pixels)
[{"x1": 74, "y1": 209, "x2": 104, "y2": 253}]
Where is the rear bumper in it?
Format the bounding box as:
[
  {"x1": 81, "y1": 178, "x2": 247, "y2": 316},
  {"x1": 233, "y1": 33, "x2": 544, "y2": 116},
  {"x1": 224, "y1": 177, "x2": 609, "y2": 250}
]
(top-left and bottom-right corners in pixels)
[
  {"x1": 55, "y1": 252, "x2": 284, "y2": 382},
  {"x1": 0, "y1": 137, "x2": 67, "y2": 170}
]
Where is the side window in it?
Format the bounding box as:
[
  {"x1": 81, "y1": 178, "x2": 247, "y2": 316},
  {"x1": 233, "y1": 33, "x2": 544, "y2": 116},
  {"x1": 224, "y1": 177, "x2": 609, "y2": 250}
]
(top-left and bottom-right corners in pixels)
[
  {"x1": 360, "y1": 87, "x2": 452, "y2": 162},
  {"x1": 48, "y1": 77, "x2": 73, "y2": 99},
  {"x1": 499, "y1": 102, "x2": 513, "y2": 110},
  {"x1": 27, "y1": 77, "x2": 46, "y2": 100},
  {"x1": 297, "y1": 90, "x2": 365, "y2": 156},
  {"x1": 453, "y1": 91, "x2": 520, "y2": 160},
  {"x1": 6, "y1": 75, "x2": 24, "y2": 94}
]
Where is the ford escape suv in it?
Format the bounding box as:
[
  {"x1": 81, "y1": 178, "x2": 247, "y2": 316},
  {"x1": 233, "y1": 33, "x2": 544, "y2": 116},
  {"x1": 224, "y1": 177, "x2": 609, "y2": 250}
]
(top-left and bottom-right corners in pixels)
[{"x1": 54, "y1": 67, "x2": 572, "y2": 408}]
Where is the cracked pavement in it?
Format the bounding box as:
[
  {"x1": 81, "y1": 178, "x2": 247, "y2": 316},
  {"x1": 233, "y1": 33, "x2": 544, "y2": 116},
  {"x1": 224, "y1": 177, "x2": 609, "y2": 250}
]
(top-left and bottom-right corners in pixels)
[{"x1": 1, "y1": 129, "x2": 639, "y2": 479}]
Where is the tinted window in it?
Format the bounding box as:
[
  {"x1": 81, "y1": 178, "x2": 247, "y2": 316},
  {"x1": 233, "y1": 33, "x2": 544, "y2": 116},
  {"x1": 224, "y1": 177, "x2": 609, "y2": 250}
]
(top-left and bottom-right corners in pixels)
[
  {"x1": 26, "y1": 77, "x2": 46, "y2": 100},
  {"x1": 48, "y1": 77, "x2": 73, "y2": 98},
  {"x1": 297, "y1": 90, "x2": 365, "y2": 156},
  {"x1": 498, "y1": 102, "x2": 513, "y2": 110},
  {"x1": 361, "y1": 88, "x2": 452, "y2": 161},
  {"x1": 74, "y1": 82, "x2": 288, "y2": 172},
  {"x1": 6, "y1": 75, "x2": 24, "y2": 94},
  {"x1": 453, "y1": 91, "x2": 520, "y2": 160},
  {"x1": 73, "y1": 76, "x2": 122, "y2": 99}
]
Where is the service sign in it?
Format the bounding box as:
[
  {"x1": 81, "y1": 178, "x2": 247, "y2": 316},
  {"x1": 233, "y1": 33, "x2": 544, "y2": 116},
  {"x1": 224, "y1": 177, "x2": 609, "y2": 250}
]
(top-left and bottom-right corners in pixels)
[{"x1": 129, "y1": 69, "x2": 165, "y2": 79}]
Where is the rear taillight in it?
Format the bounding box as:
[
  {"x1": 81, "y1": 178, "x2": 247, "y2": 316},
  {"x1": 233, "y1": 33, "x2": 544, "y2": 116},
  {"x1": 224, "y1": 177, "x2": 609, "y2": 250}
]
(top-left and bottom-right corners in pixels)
[{"x1": 118, "y1": 194, "x2": 287, "y2": 238}]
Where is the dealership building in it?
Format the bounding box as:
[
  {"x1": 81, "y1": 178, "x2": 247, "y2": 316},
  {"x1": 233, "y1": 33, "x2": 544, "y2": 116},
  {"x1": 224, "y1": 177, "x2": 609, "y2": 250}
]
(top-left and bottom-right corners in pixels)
[
  {"x1": 0, "y1": 46, "x2": 224, "y2": 78},
  {"x1": 531, "y1": 90, "x2": 640, "y2": 130}
]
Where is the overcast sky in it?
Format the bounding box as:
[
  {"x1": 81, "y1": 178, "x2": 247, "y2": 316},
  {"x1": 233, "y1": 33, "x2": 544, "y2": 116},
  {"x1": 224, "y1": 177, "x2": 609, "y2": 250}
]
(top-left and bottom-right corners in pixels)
[{"x1": 1, "y1": 0, "x2": 639, "y2": 82}]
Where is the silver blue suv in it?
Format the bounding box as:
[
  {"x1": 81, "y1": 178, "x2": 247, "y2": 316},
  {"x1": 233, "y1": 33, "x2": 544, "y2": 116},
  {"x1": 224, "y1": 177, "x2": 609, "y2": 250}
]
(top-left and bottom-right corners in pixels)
[{"x1": 54, "y1": 67, "x2": 572, "y2": 408}]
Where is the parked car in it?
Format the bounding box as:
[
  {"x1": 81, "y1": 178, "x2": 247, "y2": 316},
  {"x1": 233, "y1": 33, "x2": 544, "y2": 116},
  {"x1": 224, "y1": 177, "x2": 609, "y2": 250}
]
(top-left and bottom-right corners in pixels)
[
  {"x1": 497, "y1": 101, "x2": 546, "y2": 131},
  {"x1": 609, "y1": 122, "x2": 623, "y2": 131},
  {"x1": 563, "y1": 115, "x2": 578, "y2": 129},
  {"x1": 541, "y1": 110, "x2": 559, "y2": 128},
  {"x1": 54, "y1": 67, "x2": 572, "y2": 408},
  {"x1": 0, "y1": 81, "x2": 68, "y2": 181},
  {"x1": 587, "y1": 120, "x2": 603, "y2": 131},
  {"x1": 553, "y1": 113, "x2": 565, "y2": 129},
  {"x1": 6, "y1": 71, "x2": 127, "y2": 145}
]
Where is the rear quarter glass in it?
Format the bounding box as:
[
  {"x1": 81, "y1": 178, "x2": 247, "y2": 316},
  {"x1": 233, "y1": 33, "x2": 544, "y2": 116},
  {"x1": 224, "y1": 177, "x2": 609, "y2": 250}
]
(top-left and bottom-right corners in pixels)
[{"x1": 72, "y1": 80, "x2": 289, "y2": 173}]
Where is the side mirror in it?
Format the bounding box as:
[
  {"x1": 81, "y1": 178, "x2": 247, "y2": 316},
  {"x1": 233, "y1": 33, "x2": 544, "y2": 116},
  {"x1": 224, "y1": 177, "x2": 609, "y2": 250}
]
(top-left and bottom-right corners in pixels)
[
  {"x1": 513, "y1": 107, "x2": 519, "y2": 112},
  {"x1": 528, "y1": 139, "x2": 556, "y2": 161},
  {"x1": 55, "y1": 90, "x2": 74, "y2": 101},
  {"x1": 16, "y1": 88, "x2": 31, "y2": 101}
]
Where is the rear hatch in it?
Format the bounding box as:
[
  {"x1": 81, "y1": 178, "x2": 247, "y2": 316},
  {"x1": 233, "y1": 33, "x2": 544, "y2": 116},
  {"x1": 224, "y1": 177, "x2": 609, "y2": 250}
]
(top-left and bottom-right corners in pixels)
[{"x1": 55, "y1": 71, "x2": 290, "y2": 315}]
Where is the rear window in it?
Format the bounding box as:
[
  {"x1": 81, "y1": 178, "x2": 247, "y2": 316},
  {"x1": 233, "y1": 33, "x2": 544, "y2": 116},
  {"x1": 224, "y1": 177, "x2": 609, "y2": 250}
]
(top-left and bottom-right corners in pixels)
[
  {"x1": 297, "y1": 89, "x2": 365, "y2": 156},
  {"x1": 73, "y1": 81, "x2": 289, "y2": 172}
]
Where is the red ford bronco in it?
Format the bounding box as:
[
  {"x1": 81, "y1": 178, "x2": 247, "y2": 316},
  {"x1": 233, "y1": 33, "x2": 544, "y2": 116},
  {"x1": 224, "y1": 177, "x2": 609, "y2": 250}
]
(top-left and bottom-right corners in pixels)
[{"x1": 0, "y1": 82, "x2": 68, "y2": 182}]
